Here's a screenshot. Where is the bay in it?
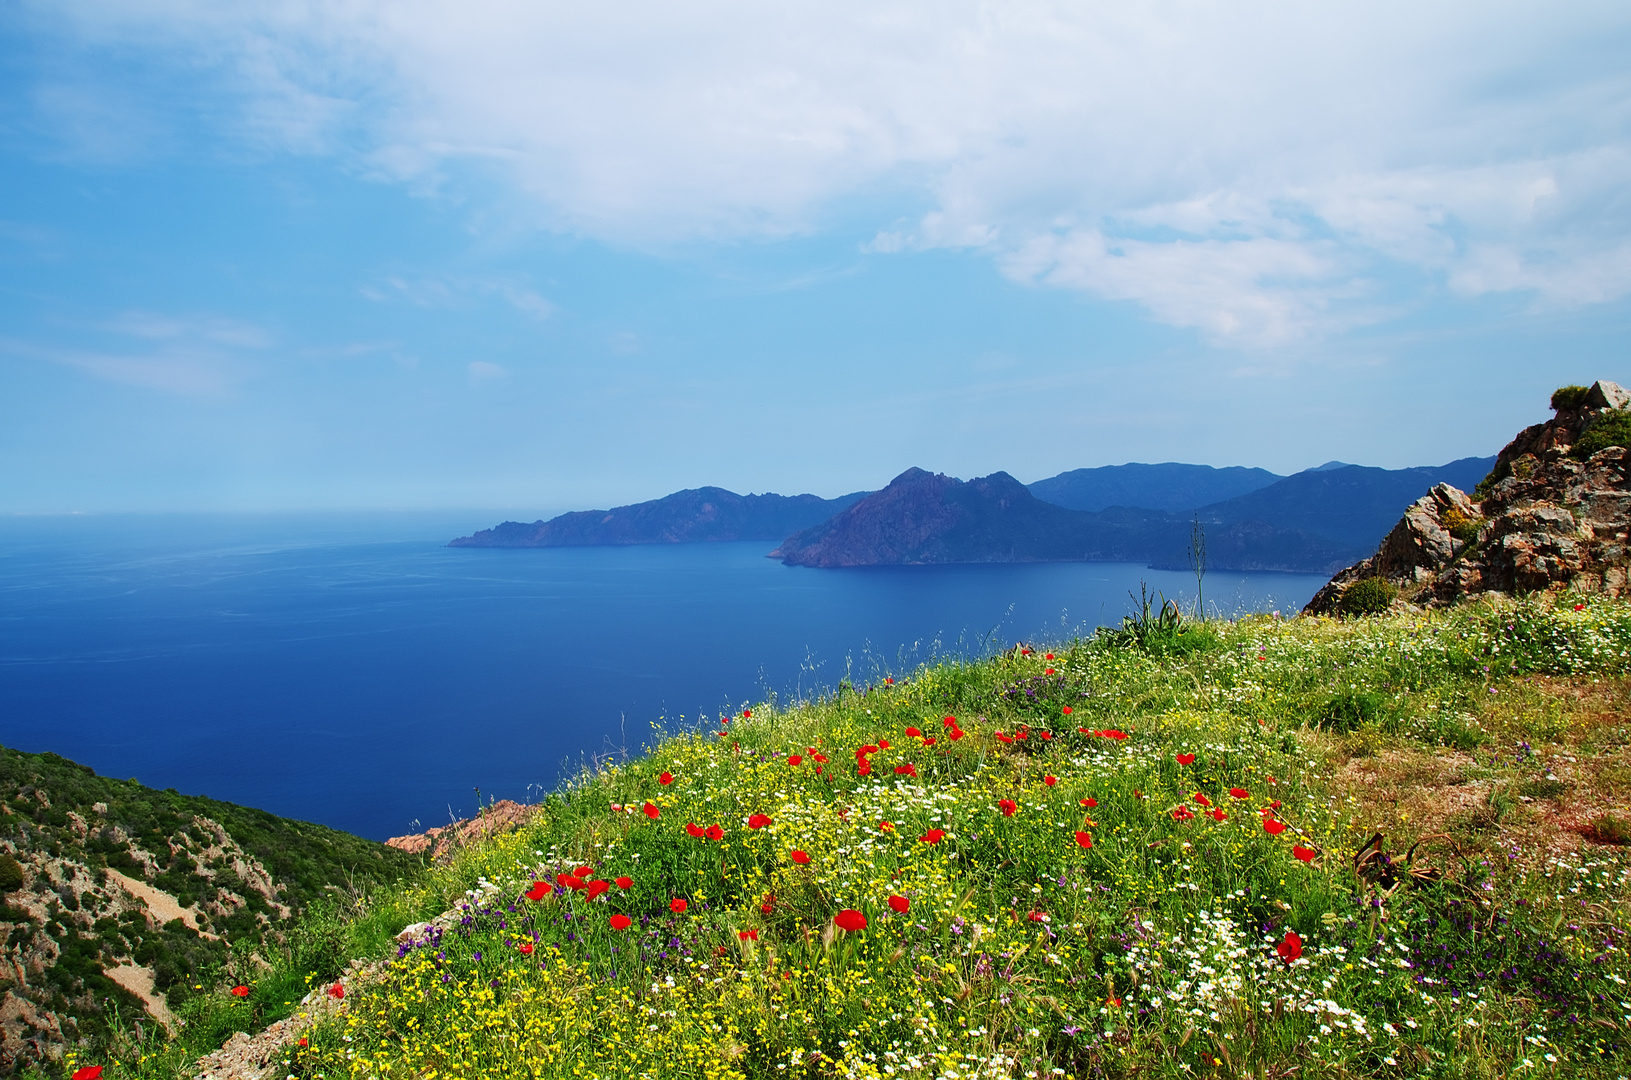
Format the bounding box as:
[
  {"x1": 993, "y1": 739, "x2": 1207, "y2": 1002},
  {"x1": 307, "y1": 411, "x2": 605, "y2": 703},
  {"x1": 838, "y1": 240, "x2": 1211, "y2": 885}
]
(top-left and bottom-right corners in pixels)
[{"x1": 0, "y1": 513, "x2": 1327, "y2": 839}]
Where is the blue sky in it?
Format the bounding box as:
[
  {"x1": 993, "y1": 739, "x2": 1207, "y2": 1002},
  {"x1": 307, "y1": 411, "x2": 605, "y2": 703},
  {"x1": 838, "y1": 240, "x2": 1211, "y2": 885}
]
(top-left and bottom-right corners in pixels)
[{"x1": 3, "y1": 1, "x2": 1630, "y2": 514}]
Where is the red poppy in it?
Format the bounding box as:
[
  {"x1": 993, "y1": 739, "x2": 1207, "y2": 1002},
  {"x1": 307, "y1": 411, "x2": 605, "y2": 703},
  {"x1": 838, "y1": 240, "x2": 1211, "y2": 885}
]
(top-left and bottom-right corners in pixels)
[
  {"x1": 1102, "y1": 729, "x2": 1128, "y2": 740},
  {"x1": 1176, "y1": 753, "x2": 1196, "y2": 766},
  {"x1": 230, "y1": 985, "x2": 249, "y2": 998},
  {"x1": 998, "y1": 799, "x2": 1017, "y2": 817},
  {"x1": 738, "y1": 929, "x2": 759, "y2": 941},
  {"x1": 995, "y1": 732, "x2": 1014, "y2": 744},
  {"x1": 1015, "y1": 729, "x2": 1028, "y2": 740},
  {"x1": 525, "y1": 880, "x2": 549, "y2": 901},
  {"x1": 834, "y1": 909, "x2": 867, "y2": 932},
  {"x1": 1266, "y1": 799, "x2": 1282, "y2": 810},
  {"x1": 1292, "y1": 845, "x2": 1316, "y2": 863},
  {"x1": 894, "y1": 764, "x2": 918, "y2": 778},
  {"x1": 670, "y1": 898, "x2": 688, "y2": 914},
  {"x1": 659, "y1": 771, "x2": 674, "y2": 785},
  {"x1": 878, "y1": 739, "x2": 891, "y2": 749},
  {"x1": 761, "y1": 895, "x2": 775, "y2": 914},
  {"x1": 813, "y1": 752, "x2": 828, "y2": 763},
  {"x1": 1075, "y1": 831, "x2": 1093, "y2": 849},
  {"x1": 615, "y1": 876, "x2": 633, "y2": 890},
  {"x1": 299, "y1": 1038, "x2": 307, "y2": 1047},
  {"x1": 328, "y1": 982, "x2": 345, "y2": 1000},
  {"x1": 706, "y1": 824, "x2": 724, "y2": 841},
  {"x1": 1209, "y1": 809, "x2": 1226, "y2": 822},
  {"x1": 1107, "y1": 997, "x2": 1121, "y2": 1007},
  {"x1": 788, "y1": 754, "x2": 803, "y2": 766},
  {"x1": 643, "y1": 802, "x2": 659, "y2": 819},
  {"x1": 743, "y1": 709, "x2": 752, "y2": 717},
  {"x1": 1229, "y1": 788, "x2": 1249, "y2": 799},
  {"x1": 1038, "y1": 731, "x2": 1051, "y2": 741},
  {"x1": 1264, "y1": 818, "x2": 1287, "y2": 835},
  {"x1": 790, "y1": 849, "x2": 811, "y2": 864},
  {"x1": 518, "y1": 941, "x2": 534, "y2": 954},
  {"x1": 1192, "y1": 792, "x2": 1211, "y2": 806},
  {"x1": 686, "y1": 822, "x2": 705, "y2": 838},
  {"x1": 609, "y1": 913, "x2": 632, "y2": 930},
  {"x1": 1043, "y1": 775, "x2": 1057, "y2": 787},
  {"x1": 1079, "y1": 727, "x2": 1092, "y2": 735},
  {"x1": 72, "y1": 1069, "x2": 103, "y2": 1080},
  {"x1": 1172, "y1": 806, "x2": 1194, "y2": 821},
  {"x1": 747, "y1": 813, "x2": 772, "y2": 829},
  {"x1": 923, "y1": 736, "x2": 937, "y2": 746},
  {"x1": 948, "y1": 728, "x2": 964, "y2": 740},
  {"x1": 1046, "y1": 653, "x2": 1055, "y2": 660},
  {"x1": 857, "y1": 761, "x2": 873, "y2": 776},
  {"x1": 1080, "y1": 797, "x2": 1097, "y2": 808},
  {"x1": 574, "y1": 865, "x2": 592, "y2": 878},
  {"x1": 878, "y1": 820, "x2": 894, "y2": 832},
  {"x1": 859, "y1": 744, "x2": 878, "y2": 756},
  {"x1": 1062, "y1": 705, "x2": 1073, "y2": 715},
  {"x1": 943, "y1": 716, "x2": 957, "y2": 727},
  {"x1": 920, "y1": 828, "x2": 946, "y2": 844},
  {"x1": 886, "y1": 677, "x2": 895, "y2": 684},
  {"x1": 1026, "y1": 910, "x2": 1045, "y2": 922},
  {"x1": 1276, "y1": 930, "x2": 1302, "y2": 964},
  {"x1": 1575, "y1": 603, "x2": 1586, "y2": 611},
  {"x1": 583, "y1": 880, "x2": 611, "y2": 901},
  {"x1": 905, "y1": 726, "x2": 922, "y2": 737},
  {"x1": 888, "y1": 894, "x2": 910, "y2": 914}
]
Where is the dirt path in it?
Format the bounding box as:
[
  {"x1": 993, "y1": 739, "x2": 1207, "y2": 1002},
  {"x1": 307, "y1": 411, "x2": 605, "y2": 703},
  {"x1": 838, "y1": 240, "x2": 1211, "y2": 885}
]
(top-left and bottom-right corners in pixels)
[{"x1": 105, "y1": 868, "x2": 218, "y2": 940}]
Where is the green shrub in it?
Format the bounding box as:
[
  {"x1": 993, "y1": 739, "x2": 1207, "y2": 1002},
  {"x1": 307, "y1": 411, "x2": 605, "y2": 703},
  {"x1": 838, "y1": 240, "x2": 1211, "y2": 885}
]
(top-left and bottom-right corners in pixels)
[
  {"x1": 1441, "y1": 506, "x2": 1481, "y2": 542},
  {"x1": 1590, "y1": 812, "x2": 1631, "y2": 844},
  {"x1": 1319, "y1": 690, "x2": 1387, "y2": 733},
  {"x1": 1337, "y1": 576, "x2": 1396, "y2": 616},
  {"x1": 0, "y1": 855, "x2": 22, "y2": 892},
  {"x1": 1572, "y1": 409, "x2": 1631, "y2": 458},
  {"x1": 1551, "y1": 384, "x2": 1591, "y2": 411}
]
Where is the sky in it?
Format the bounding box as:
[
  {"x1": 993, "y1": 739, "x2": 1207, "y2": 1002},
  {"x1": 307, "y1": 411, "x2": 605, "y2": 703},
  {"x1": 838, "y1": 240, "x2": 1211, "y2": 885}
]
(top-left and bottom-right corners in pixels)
[{"x1": 3, "y1": 1, "x2": 1630, "y2": 514}]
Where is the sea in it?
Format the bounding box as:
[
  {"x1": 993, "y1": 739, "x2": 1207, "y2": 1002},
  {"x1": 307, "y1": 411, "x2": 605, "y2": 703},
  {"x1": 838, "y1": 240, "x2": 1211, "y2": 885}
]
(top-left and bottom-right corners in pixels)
[{"x1": 0, "y1": 513, "x2": 1327, "y2": 840}]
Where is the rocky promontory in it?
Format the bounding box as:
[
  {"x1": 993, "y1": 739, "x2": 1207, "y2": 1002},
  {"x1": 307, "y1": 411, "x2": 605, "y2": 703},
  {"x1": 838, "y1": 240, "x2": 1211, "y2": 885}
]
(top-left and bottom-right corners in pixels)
[{"x1": 1306, "y1": 380, "x2": 1631, "y2": 614}]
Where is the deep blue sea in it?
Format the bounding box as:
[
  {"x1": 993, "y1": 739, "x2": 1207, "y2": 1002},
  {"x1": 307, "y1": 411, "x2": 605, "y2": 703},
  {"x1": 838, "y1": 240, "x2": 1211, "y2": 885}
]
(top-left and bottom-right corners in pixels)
[{"x1": 0, "y1": 513, "x2": 1326, "y2": 840}]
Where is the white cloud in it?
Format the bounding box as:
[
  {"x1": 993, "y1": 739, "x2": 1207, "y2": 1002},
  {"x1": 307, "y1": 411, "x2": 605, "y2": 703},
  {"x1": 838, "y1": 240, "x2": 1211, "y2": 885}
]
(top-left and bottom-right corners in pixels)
[
  {"x1": 468, "y1": 360, "x2": 506, "y2": 381},
  {"x1": 29, "y1": 0, "x2": 1631, "y2": 345}
]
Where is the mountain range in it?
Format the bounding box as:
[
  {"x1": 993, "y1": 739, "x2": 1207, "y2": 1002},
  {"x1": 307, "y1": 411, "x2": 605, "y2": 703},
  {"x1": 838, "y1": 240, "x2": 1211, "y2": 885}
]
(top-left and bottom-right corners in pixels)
[{"x1": 450, "y1": 457, "x2": 1497, "y2": 573}]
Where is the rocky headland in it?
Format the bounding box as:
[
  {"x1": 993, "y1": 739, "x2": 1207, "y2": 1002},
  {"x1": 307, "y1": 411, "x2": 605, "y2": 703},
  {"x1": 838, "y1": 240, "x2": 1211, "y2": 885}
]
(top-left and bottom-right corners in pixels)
[{"x1": 1306, "y1": 380, "x2": 1631, "y2": 613}]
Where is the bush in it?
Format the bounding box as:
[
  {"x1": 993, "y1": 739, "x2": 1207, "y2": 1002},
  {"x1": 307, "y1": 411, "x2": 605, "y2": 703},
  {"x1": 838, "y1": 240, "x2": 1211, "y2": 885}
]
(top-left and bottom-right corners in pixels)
[
  {"x1": 1337, "y1": 576, "x2": 1396, "y2": 616},
  {"x1": 1572, "y1": 409, "x2": 1631, "y2": 458},
  {"x1": 1551, "y1": 384, "x2": 1591, "y2": 411},
  {"x1": 0, "y1": 855, "x2": 22, "y2": 893},
  {"x1": 1319, "y1": 690, "x2": 1387, "y2": 733},
  {"x1": 1441, "y1": 506, "x2": 1481, "y2": 542}
]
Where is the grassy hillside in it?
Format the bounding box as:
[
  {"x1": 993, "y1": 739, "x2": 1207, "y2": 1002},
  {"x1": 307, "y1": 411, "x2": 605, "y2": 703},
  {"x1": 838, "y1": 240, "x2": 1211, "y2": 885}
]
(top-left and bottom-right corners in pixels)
[
  {"x1": 79, "y1": 595, "x2": 1631, "y2": 1079},
  {"x1": 0, "y1": 748, "x2": 426, "y2": 1075}
]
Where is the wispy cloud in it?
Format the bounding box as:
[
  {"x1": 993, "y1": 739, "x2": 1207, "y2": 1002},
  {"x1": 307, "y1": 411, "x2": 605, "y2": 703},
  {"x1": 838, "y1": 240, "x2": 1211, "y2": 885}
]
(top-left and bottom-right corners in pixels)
[
  {"x1": 26, "y1": 0, "x2": 1631, "y2": 345},
  {"x1": 360, "y1": 275, "x2": 554, "y2": 319},
  {"x1": 4, "y1": 310, "x2": 272, "y2": 397}
]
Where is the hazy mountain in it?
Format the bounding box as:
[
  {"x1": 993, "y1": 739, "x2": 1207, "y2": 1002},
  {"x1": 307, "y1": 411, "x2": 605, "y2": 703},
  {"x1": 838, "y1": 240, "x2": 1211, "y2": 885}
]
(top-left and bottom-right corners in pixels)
[
  {"x1": 1193, "y1": 457, "x2": 1497, "y2": 551},
  {"x1": 770, "y1": 468, "x2": 1358, "y2": 572},
  {"x1": 1028, "y1": 462, "x2": 1284, "y2": 512},
  {"x1": 450, "y1": 487, "x2": 868, "y2": 547}
]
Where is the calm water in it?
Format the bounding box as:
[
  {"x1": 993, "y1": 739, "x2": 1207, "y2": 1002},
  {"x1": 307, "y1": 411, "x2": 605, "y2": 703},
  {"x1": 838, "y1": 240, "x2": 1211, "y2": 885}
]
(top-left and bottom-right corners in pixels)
[{"x1": 0, "y1": 513, "x2": 1326, "y2": 839}]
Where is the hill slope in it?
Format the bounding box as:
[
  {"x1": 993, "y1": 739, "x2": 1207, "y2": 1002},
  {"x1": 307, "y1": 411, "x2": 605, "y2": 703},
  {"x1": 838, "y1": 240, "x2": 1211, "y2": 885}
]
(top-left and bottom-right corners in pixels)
[
  {"x1": 450, "y1": 487, "x2": 867, "y2": 547},
  {"x1": 0, "y1": 746, "x2": 423, "y2": 1073}
]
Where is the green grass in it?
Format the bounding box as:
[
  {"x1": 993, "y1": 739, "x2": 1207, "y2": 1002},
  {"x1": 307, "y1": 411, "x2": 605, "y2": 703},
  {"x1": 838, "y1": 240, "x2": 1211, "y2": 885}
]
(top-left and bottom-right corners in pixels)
[{"x1": 70, "y1": 595, "x2": 1631, "y2": 1080}]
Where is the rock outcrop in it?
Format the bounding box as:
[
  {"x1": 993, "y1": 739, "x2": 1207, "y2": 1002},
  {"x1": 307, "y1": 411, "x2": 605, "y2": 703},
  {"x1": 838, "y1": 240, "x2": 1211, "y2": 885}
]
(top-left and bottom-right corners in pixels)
[
  {"x1": 386, "y1": 799, "x2": 537, "y2": 860},
  {"x1": 1305, "y1": 381, "x2": 1631, "y2": 614}
]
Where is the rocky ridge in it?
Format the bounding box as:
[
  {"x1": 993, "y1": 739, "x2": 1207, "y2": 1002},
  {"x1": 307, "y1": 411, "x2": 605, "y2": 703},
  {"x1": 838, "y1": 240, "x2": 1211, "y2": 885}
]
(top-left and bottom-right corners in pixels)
[{"x1": 1305, "y1": 381, "x2": 1631, "y2": 614}]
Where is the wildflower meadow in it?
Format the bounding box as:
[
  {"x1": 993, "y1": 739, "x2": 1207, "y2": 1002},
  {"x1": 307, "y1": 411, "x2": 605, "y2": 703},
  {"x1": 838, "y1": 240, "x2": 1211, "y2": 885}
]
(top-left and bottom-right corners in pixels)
[{"x1": 73, "y1": 595, "x2": 1631, "y2": 1080}]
